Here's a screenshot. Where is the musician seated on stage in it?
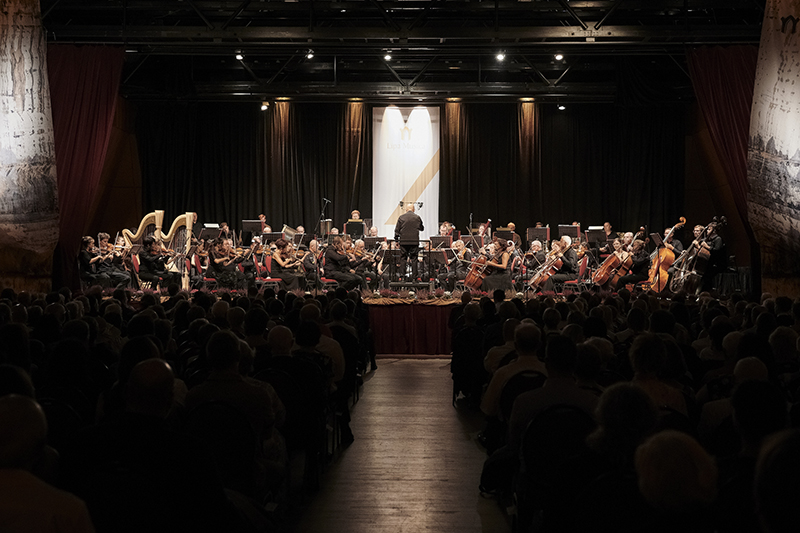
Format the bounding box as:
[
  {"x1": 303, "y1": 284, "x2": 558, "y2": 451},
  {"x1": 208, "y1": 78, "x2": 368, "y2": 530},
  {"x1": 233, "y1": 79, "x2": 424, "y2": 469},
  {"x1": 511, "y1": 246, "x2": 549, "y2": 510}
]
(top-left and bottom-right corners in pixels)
[
  {"x1": 377, "y1": 241, "x2": 403, "y2": 289},
  {"x1": 368, "y1": 226, "x2": 379, "y2": 237},
  {"x1": 207, "y1": 238, "x2": 245, "y2": 289},
  {"x1": 138, "y1": 236, "x2": 181, "y2": 289},
  {"x1": 350, "y1": 210, "x2": 361, "y2": 221},
  {"x1": 439, "y1": 239, "x2": 472, "y2": 291},
  {"x1": 78, "y1": 236, "x2": 109, "y2": 288},
  {"x1": 296, "y1": 225, "x2": 305, "y2": 234},
  {"x1": 303, "y1": 240, "x2": 322, "y2": 290},
  {"x1": 507, "y1": 222, "x2": 523, "y2": 249},
  {"x1": 96, "y1": 232, "x2": 131, "y2": 289},
  {"x1": 324, "y1": 236, "x2": 363, "y2": 290},
  {"x1": 616, "y1": 239, "x2": 651, "y2": 288},
  {"x1": 481, "y1": 238, "x2": 514, "y2": 293},
  {"x1": 271, "y1": 238, "x2": 305, "y2": 291},
  {"x1": 542, "y1": 236, "x2": 579, "y2": 292},
  {"x1": 351, "y1": 239, "x2": 378, "y2": 290}
]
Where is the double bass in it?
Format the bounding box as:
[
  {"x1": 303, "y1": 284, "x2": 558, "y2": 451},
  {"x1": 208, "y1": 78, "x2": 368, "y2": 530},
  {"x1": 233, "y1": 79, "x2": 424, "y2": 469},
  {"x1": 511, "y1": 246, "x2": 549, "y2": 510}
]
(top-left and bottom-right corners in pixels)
[
  {"x1": 670, "y1": 216, "x2": 727, "y2": 293},
  {"x1": 647, "y1": 217, "x2": 686, "y2": 293}
]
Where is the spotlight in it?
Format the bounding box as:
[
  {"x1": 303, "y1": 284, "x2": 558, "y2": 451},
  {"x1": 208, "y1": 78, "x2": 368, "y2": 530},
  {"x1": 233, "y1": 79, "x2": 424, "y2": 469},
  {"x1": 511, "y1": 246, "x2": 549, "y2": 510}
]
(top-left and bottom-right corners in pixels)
[
  {"x1": 306, "y1": 50, "x2": 314, "y2": 59},
  {"x1": 555, "y1": 53, "x2": 564, "y2": 61},
  {"x1": 496, "y1": 52, "x2": 505, "y2": 61},
  {"x1": 384, "y1": 53, "x2": 392, "y2": 61},
  {"x1": 558, "y1": 105, "x2": 566, "y2": 111},
  {"x1": 261, "y1": 101, "x2": 270, "y2": 111},
  {"x1": 235, "y1": 51, "x2": 244, "y2": 61}
]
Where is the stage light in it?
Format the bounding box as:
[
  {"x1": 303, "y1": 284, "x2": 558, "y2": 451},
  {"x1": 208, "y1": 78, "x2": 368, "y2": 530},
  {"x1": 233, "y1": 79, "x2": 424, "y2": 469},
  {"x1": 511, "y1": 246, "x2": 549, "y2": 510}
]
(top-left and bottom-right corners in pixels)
[
  {"x1": 306, "y1": 50, "x2": 314, "y2": 59},
  {"x1": 261, "y1": 101, "x2": 270, "y2": 111},
  {"x1": 558, "y1": 105, "x2": 566, "y2": 110},
  {"x1": 555, "y1": 53, "x2": 564, "y2": 61},
  {"x1": 384, "y1": 53, "x2": 392, "y2": 61},
  {"x1": 235, "y1": 51, "x2": 244, "y2": 61},
  {"x1": 496, "y1": 52, "x2": 505, "y2": 61}
]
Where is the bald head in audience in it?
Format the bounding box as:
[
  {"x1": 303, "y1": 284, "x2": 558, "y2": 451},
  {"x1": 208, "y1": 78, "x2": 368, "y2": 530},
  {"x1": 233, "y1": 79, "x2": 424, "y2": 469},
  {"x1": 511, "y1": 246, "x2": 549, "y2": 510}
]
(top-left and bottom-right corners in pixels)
[{"x1": 268, "y1": 325, "x2": 294, "y2": 356}]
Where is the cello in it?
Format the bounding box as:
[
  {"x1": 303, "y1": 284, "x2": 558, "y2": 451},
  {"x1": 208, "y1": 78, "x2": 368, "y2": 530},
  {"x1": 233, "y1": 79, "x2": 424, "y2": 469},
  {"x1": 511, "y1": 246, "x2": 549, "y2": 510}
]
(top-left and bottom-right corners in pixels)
[
  {"x1": 528, "y1": 241, "x2": 579, "y2": 291},
  {"x1": 647, "y1": 217, "x2": 686, "y2": 293},
  {"x1": 670, "y1": 217, "x2": 726, "y2": 293}
]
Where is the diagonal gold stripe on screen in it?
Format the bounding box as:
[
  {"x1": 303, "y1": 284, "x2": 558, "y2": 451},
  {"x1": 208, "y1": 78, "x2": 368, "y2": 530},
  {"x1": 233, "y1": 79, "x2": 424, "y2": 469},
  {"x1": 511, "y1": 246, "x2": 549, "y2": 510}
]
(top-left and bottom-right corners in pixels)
[{"x1": 384, "y1": 149, "x2": 440, "y2": 226}]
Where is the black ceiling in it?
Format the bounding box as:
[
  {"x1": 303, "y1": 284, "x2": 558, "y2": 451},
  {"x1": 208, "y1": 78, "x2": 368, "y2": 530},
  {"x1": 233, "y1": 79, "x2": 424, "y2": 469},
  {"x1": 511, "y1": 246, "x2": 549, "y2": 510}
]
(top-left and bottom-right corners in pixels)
[{"x1": 41, "y1": 0, "x2": 766, "y2": 103}]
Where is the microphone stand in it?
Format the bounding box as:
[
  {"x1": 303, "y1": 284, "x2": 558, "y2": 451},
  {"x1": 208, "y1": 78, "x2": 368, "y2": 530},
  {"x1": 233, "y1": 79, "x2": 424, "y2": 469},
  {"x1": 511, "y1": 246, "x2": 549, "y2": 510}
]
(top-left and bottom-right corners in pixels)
[{"x1": 314, "y1": 198, "x2": 331, "y2": 236}]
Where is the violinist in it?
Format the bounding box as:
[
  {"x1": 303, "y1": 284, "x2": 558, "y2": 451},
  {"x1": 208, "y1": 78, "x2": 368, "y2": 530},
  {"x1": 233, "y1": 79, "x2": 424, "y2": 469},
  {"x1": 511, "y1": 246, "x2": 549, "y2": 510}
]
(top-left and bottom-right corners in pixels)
[
  {"x1": 439, "y1": 239, "x2": 471, "y2": 291},
  {"x1": 368, "y1": 226, "x2": 379, "y2": 238},
  {"x1": 542, "y1": 235, "x2": 578, "y2": 291},
  {"x1": 615, "y1": 239, "x2": 651, "y2": 288},
  {"x1": 271, "y1": 238, "x2": 305, "y2": 291},
  {"x1": 208, "y1": 238, "x2": 245, "y2": 289},
  {"x1": 481, "y1": 238, "x2": 514, "y2": 293},
  {"x1": 78, "y1": 236, "x2": 110, "y2": 288},
  {"x1": 96, "y1": 232, "x2": 131, "y2": 289},
  {"x1": 351, "y1": 239, "x2": 378, "y2": 290},
  {"x1": 138, "y1": 236, "x2": 181, "y2": 289},
  {"x1": 325, "y1": 236, "x2": 363, "y2": 290},
  {"x1": 219, "y1": 221, "x2": 232, "y2": 240},
  {"x1": 378, "y1": 241, "x2": 403, "y2": 289}
]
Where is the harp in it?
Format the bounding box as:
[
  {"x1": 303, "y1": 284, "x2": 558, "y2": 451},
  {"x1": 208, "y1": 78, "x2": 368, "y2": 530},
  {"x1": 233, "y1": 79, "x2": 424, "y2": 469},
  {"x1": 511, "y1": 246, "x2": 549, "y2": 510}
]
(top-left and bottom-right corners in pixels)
[
  {"x1": 160, "y1": 211, "x2": 195, "y2": 290},
  {"x1": 122, "y1": 210, "x2": 165, "y2": 290}
]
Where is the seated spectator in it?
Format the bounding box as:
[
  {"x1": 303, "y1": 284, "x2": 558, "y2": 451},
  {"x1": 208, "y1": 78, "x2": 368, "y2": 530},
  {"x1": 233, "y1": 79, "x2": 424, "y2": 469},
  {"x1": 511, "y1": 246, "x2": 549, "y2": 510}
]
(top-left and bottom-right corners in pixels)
[
  {"x1": 451, "y1": 303, "x2": 485, "y2": 407},
  {"x1": 508, "y1": 335, "x2": 598, "y2": 453},
  {"x1": 484, "y1": 318, "x2": 519, "y2": 375},
  {"x1": 61, "y1": 359, "x2": 234, "y2": 532},
  {"x1": 755, "y1": 429, "x2": 800, "y2": 533},
  {"x1": 0, "y1": 395, "x2": 94, "y2": 533},
  {"x1": 575, "y1": 342, "x2": 605, "y2": 396},
  {"x1": 630, "y1": 333, "x2": 688, "y2": 416},
  {"x1": 635, "y1": 430, "x2": 718, "y2": 529},
  {"x1": 481, "y1": 323, "x2": 546, "y2": 419}
]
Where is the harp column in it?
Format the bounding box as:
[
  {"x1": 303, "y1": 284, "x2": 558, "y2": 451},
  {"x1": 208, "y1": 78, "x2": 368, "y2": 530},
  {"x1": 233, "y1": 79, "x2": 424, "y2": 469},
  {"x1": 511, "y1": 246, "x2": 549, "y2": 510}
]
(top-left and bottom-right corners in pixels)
[{"x1": 0, "y1": 0, "x2": 60, "y2": 292}]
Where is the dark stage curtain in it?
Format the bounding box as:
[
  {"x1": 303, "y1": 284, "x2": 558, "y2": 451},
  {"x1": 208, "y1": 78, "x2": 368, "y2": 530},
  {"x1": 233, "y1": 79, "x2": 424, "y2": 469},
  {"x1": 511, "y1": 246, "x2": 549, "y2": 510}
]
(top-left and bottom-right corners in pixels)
[
  {"x1": 138, "y1": 102, "x2": 370, "y2": 236},
  {"x1": 137, "y1": 101, "x2": 684, "y2": 245},
  {"x1": 686, "y1": 46, "x2": 760, "y2": 289},
  {"x1": 440, "y1": 102, "x2": 685, "y2": 237},
  {"x1": 48, "y1": 45, "x2": 124, "y2": 289}
]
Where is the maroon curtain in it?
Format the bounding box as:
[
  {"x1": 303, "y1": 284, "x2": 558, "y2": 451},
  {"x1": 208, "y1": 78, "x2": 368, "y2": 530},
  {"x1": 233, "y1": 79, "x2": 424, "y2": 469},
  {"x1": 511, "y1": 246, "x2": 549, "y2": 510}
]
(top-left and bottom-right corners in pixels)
[
  {"x1": 47, "y1": 45, "x2": 124, "y2": 289},
  {"x1": 686, "y1": 46, "x2": 758, "y2": 225}
]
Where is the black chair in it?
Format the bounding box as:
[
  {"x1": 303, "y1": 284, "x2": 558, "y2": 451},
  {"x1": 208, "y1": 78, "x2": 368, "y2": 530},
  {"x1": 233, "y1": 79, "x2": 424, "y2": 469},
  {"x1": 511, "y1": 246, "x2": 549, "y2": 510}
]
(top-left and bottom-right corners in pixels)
[
  {"x1": 499, "y1": 371, "x2": 547, "y2": 423},
  {"x1": 517, "y1": 404, "x2": 596, "y2": 533},
  {"x1": 183, "y1": 401, "x2": 259, "y2": 497}
]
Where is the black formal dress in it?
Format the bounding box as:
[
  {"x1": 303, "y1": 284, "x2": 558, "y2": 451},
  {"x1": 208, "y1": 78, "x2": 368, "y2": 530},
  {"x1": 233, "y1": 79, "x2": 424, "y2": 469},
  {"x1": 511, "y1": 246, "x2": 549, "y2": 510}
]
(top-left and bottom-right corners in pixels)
[
  {"x1": 207, "y1": 251, "x2": 244, "y2": 289},
  {"x1": 271, "y1": 252, "x2": 305, "y2": 291},
  {"x1": 482, "y1": 251, "x2": 514, "y2": 293}
]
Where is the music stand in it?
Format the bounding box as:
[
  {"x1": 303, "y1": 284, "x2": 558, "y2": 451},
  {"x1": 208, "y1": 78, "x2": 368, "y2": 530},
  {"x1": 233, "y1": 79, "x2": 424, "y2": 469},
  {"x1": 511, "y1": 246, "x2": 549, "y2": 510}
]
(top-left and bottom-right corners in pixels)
[
  {"x1": 430, "y1": 236, "x2": 452, "y2": 248},
  {"x1": 527, "y1": 227, "x2": 550, "y2": 246},
  {"x1": 345, "y1": 221, "x2": 365, "y2": 239},
  {"x1": 649, "y1": 233, "x2": 664, "y2": 248},
  {"x1": 494, "y1": 230, "x2": 512, "y2": 242},
  {"x1": 262, "y1": 232, "x2": 285, "y2": 244},
  {"x1": 197, "y1": 228, "x2": 219, "y2": 242},
  {"x1": 365, "y1": 236, "x2": 386, "y2": 249},
  {"x1": 463, "y1": 234, "x2": 484, "y2": 253},
  {"x1": 585, "y1": 229, "x2": 607, "y2": 245},
  {"x1": 558, "y1": 224, "x2": 581, "y2": 241}
]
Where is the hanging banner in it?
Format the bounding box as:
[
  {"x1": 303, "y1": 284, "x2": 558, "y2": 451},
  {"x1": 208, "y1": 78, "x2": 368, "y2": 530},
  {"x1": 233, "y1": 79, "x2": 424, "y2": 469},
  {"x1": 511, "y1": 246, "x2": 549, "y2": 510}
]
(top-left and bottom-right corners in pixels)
[
  {"x1": 372, "y1": 106, "x2": 440, "y2": 240},
  {"x1": 747, "y1": 0, "x2": 800, "y2": 294}
]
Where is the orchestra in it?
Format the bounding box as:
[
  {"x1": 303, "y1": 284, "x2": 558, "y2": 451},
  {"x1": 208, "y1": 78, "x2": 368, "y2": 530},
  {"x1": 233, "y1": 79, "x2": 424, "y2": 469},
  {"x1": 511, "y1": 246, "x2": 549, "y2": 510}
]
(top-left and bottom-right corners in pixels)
[{"x1": 81, "y1": 208, "x2": 728, "y2": 295}]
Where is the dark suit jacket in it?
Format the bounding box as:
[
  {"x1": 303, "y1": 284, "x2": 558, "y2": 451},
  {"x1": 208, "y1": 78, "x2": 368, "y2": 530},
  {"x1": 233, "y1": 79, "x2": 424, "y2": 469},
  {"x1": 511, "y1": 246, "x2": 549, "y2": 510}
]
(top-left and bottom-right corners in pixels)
[{"x1": 395, "y1": 211, "x2": 424, "y2": 244}]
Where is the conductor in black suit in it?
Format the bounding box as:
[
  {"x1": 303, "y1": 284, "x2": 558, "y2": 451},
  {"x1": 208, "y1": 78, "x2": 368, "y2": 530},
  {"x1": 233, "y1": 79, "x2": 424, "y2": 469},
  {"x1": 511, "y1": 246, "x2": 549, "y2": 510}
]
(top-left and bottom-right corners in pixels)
[{"x1": 395, "y1": 204, "x2": 424, "y2": 280}]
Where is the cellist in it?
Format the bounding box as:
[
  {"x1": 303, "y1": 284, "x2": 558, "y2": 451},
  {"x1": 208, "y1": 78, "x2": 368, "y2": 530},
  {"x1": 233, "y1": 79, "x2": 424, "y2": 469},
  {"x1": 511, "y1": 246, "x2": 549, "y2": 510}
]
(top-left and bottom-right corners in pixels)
[
  {"x1": 616, "y1": 239, "x2": 651, "y2": 288},
  {"x1": 542, "y1": 235, "x2": 578, "y2": 291}
]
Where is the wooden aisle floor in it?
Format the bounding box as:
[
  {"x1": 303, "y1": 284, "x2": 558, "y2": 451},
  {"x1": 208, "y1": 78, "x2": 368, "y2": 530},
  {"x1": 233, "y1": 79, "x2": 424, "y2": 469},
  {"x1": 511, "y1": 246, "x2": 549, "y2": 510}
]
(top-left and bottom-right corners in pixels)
[{"x1": 290, "y1": 358, "x2": 511, "y2": 533}]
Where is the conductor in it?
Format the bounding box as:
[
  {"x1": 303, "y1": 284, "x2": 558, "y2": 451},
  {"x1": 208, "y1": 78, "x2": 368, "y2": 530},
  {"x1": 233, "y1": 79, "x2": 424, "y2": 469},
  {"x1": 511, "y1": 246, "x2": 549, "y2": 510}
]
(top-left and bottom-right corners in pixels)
[{"x1": 395, "y1": 204, "x2": 424, "y2": 280}]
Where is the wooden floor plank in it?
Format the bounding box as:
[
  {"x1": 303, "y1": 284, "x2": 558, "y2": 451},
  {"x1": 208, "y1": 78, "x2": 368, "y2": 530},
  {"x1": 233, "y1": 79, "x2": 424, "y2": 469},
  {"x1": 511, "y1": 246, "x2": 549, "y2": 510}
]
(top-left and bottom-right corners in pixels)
[{"x1": 290, "y1": 359, "x2": 510, "y2": 533}]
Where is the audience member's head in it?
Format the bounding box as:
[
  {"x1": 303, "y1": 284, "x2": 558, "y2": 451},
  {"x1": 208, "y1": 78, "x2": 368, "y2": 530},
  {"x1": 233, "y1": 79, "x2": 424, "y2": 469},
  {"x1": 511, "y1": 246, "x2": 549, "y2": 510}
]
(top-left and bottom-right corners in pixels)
[
  {"x1": 635, "y1": 430, "x2": 717, "y2": 513},
  {"x1": 125, "y1": 359, "x2": 175, "y2": 419},
  {"x1": 267, "y1": 325, "x2": 294, "y2": 355},
  {"x1": 0, "y1": 364, "x2": 35, "y2": 397},
  {"x1": 0, "y1": 395, "x2": 47, "y2": 470},
  {"x1": 514, "y1": 324, "x2": 541, "y2": 357},
  {"x1": 755, "y1": 429, "x2": 800, "y2": 533},
  {"x1": 544, "y1": 335, "x2": 577, "y2": 375},
  {"x1": 629, "y1": 333, "x2": 667, "y2": 377},
  {"x1": 502, "y1": 318, "x2": 520, "y2": 344},
  {"x1": 296, "y1": 321, "x2": 322, "y2": 348},
  {"x1": 463, "y1": 303, "x2": 482, "y2": 326},
  {"x1": 731, "y1": 380, "x2": 786, "y2": 451},
  {"x1": 587, "y1": 383, "x2": 658, "y2": 460},
  {"x1": 206, "y1": 330, "x2": 241, "y2": 371}
]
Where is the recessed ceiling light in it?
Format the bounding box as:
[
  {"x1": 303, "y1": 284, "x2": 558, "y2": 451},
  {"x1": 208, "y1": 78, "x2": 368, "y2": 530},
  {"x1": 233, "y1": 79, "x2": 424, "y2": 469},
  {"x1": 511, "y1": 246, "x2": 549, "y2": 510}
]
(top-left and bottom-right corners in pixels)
[
  {"x1": 558, "y1": 105, "x2": 566, "y2": 110},
  {"x1": 555, "y1": 53, "x2": 564, "y2": 61},
  {"x1": 496, "y1": 52, "x2": 505, "y2": 61},
  {"x1": 384, "y1": 54, "x2": 392, "y2": 61}
]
